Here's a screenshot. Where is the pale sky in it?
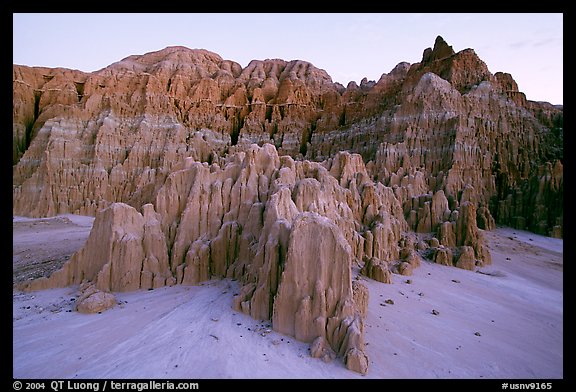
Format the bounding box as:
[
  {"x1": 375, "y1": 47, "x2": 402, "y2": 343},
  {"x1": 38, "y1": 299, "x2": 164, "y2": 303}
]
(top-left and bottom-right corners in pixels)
[{"x1": 13, "y1": 13, "x2": 563, "y2": 105}]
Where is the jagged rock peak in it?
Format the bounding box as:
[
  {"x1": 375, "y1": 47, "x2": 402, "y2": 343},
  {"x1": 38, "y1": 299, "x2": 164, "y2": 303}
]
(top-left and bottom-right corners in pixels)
[
  {"x1": 433, "y1": 35, "x2": 455, "y2": 56},
  {"x1": 422, "y1": 35, "x2": 456, "y2": 63}
]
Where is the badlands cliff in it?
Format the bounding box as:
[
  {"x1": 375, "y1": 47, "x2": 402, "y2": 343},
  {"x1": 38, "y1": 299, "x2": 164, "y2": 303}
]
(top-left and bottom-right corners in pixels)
[{"x1": 13, "y1": 36, "x2": 563, "y2": 374}]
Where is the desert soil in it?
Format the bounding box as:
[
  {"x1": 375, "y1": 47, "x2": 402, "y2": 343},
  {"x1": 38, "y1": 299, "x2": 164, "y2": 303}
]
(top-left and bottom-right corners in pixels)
[
  {"x1": 13, "y1": 215, "x2": 95, "y2": 285},
  {"x1": 12, "y1": 215, "x2": 563, "y2": 379}
]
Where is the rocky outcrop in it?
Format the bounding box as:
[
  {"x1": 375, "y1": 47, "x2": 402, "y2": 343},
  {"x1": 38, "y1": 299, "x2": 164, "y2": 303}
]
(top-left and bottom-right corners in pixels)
[
  {"x1": 495, "y1": 160, "x2": 563, "y2": 235},
  {"x1": 455, "y1": 246, "x2": 476, "y2": 271},
  {"x1": 13, "y1": 37, "x2": 562, "y2": 238},
  {"x1": 352, "y1": 281, "x2": 369, "y2": 319},
  {"x1": 14, "y1": 36, "x2": 563, "y2": 373},
  {"x1": 75, "y1": 281, "x2": 117, "y2": 314},
  {"x1": 426, "y1": 198, "x2": 491, "y2": 270},
  {"x1": 272, "y1": 213, "x2": 368, "y2": 373},
  {"x1": 361, "y1": 256, "x2": 392, "y2": 283},
  {"x1": 310, "y1": 336, "x2": 337, "y2": 363},
  {"x1": 21, "y1": 143, "x2": 394, "y2": 373},
  {"x1": 20, "y1": 202, "x2": 174, "y2": 292}
]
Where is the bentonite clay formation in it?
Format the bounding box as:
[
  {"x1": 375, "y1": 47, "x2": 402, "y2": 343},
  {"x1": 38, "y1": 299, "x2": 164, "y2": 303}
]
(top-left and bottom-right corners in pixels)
[{"x1": 13, "y1": 37, "x2": 563, "y2": 374}]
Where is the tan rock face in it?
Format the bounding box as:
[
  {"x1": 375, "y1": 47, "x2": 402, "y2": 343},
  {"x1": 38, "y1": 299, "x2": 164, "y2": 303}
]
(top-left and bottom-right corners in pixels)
[
  {"x1": 361, "y1": 257, "x2": 392, "y2": 283},
  {"x1": 272, "y1": 212, "x2": 367, "y2": 369},
  {"x1": 434, "y1": 247, "x2": 453, "y2": 267},
  {"x1": 352, "y1": 281, "x2": 369, "y2": 319},
  {"x1": 75, "y1": 281, "x2": 117, "y2": 314},
  {"x1": 310, "y1": 336, "x2": 337, "y2": 363}
]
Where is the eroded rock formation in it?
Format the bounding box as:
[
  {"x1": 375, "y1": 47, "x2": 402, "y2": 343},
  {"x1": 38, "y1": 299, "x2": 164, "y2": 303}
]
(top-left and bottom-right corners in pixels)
[
  {"x1": 13, "y1": 36, "x2": 563, "y2": 374},
  {"x1": 13, "y1": 37, "x2": 562, "y2": 238},
  {"x1": 21, "y1": 143, "x2": 409, "y2": 373}
]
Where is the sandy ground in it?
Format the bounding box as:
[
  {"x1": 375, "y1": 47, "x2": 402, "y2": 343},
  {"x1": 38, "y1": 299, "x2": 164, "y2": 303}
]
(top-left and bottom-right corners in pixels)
[
  {"x1": 13, "y1": 215, "x2": 95, "y2": 285},
  {"x1": 12, "y1": 215, "x2": 563, "y2": 379}
]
